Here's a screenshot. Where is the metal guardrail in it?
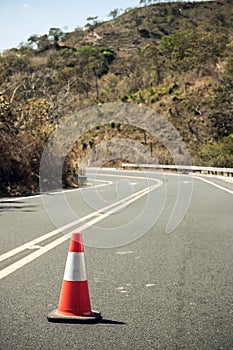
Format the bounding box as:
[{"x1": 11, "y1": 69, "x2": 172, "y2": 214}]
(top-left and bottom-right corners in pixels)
[{"x1": 121, "y1": 163, "x2": 233, "y2": 176}]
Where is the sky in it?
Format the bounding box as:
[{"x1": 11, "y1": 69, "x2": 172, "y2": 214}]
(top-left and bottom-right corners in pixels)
[{"x1": 0, "y1": 0, "x2": 140, "y2": 52}]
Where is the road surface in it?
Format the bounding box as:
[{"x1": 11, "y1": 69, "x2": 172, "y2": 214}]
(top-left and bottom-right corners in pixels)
[{"x1": 1, "y1": 169, "x2": 233, "y2": 350}]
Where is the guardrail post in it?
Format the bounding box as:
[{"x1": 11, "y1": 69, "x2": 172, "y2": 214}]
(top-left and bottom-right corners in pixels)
[{"x1": 78, "y1": 168, "x2": 87, "y2": 187}]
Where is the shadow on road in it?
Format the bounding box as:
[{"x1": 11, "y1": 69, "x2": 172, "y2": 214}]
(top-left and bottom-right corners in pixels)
[
  {"x1": 0, "y1": 201, "x2": 36, "y2": 213},
  {"x1": 100, "y1": 318, "x2": 126, "y2": 325},
  {"x1": 47, "y1": 317, "x2": 126, "y2": 325}
]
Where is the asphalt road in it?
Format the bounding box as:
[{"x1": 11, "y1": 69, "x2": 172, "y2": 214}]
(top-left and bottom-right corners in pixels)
[{"x1": 1, "y1": 170, "x2": 233, "y2": 350}]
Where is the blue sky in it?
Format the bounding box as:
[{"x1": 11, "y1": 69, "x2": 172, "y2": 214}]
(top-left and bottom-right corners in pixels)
[{"x1": 0, "y1": 0, "x2": 140, "y2": 52}]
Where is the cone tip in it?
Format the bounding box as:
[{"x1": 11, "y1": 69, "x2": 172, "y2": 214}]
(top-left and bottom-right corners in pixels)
[{"x1": 69, "y1": 232, "x2": 84, "y2": 252}]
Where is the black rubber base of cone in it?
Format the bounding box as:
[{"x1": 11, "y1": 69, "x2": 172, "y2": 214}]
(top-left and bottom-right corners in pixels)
[{"x1": 47, "y1": 309, "x2": 102, "y2": 324}]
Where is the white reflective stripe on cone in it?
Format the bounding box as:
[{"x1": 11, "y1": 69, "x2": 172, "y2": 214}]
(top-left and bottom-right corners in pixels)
[{"x1": 63, "y1": 252, "x2": 87, "y2": 281}]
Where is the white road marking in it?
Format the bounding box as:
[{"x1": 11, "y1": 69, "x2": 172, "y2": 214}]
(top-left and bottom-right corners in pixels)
[
  {"x1": 196, "y1": 176, "x2": 233, "y2": 195},
  {"x1": 0, "y1": 235, "x2": 68, "y2": 280},
  {"x1": 1, "y1": 194, "x2": 42, "y2": 202},
  {"x1": 50, "y1": 179, "x2": 113, "y2": 194},
  {"x1": 94, "y1": 173, "x2": 153, "y2": 181},
  {"x1": 0, "y1": 176, "x2": 163, "y2": 280},
  {"x1": 116, "y1": 251, "x2": 134, "y2": 255},
  {"x1": 0, "y1": 206, "x2": 106, "y2": 263},
  {"x1": 155, "y1": 170, "x2": 233, "y2": 195},
  {"x1": 0, "y1": 228, "x2": 64, "y2": 263},
  {"x1": 0, "y1": 180, "x2": 112, "y2": 202},
  {"x1": 87, "y1": 179, "x2": 113, "y2": 189},
  {"x1": 0, "y1": 181, "x2": 156, "y2": 263}
]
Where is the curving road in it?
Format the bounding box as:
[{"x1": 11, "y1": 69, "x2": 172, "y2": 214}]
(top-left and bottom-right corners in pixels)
[{"x1": 1, "y1": 169, "x2": 233, "y2": 350}]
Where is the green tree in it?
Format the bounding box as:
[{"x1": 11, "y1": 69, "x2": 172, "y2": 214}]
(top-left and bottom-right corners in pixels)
[
  {"x1": 108, "y1": 9, "x2": 120, "y2": 19},
  {"x1": 27, "y1": 34, "x2": 40, "y2": 49},
  {"x1": 142, "y1": 44, "x2": 164, "y2": 83},
  {"x1": 200, "y1": 135, "x2": 233, "y2": 167},
  {"x1": 75, "y1": 46, "x2": 115, "y2": 100},
  {"x1": 37, "y1": 34, "x2": 51, "y2": 52},
  {"x1": 0, "y1": 49, "x2": 30, "y2": 81},
  {"x1": 48, "y1": 27, "x2": 64, "y2": 46},
  {"x1": 27, "y1": 33, "x2": 52, "y2": 51},
  {"x1": 210, "y1": 79, "x2": 233, "y2": 138},
  {"x1": 160, "y1": 29, "x2": 227, "y2": 73},
  {"x1": 85, "y1": 16, "x2": 99, "y2": 31}
]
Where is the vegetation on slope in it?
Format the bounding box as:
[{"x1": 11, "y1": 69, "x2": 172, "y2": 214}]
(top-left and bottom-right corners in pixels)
[{"x1": 0, "y1": 0, "x2": 233, "y2": 195}]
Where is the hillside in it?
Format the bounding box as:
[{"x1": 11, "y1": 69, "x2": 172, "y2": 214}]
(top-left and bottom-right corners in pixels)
[{"x1": 0, "y1": 0, "x2": 233, "y2": 195}]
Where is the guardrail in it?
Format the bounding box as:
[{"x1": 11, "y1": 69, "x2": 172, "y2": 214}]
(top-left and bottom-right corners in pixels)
[{"x1": 121, "y1": 163, "x2": 233, "y2": 177}]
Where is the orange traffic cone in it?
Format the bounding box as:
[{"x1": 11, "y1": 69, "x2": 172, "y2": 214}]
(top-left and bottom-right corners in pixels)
[{"x1": 47, "y1": 232, "x2": 102, "y2": 323}]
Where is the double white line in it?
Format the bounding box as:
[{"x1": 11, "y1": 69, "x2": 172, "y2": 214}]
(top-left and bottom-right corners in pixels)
[{"x1": 0, "y1": 178, "x2": 162, "y2": 280}]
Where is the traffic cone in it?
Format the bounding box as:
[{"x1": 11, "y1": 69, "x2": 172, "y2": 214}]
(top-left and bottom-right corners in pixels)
[{"x1": 47, "y1": 232, "x2": 102, "y2": 323}]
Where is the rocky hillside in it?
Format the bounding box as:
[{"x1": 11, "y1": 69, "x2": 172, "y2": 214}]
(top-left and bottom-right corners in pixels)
[{"x1": 0, "y1": 0, "x2": 233, "y2": 195}]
